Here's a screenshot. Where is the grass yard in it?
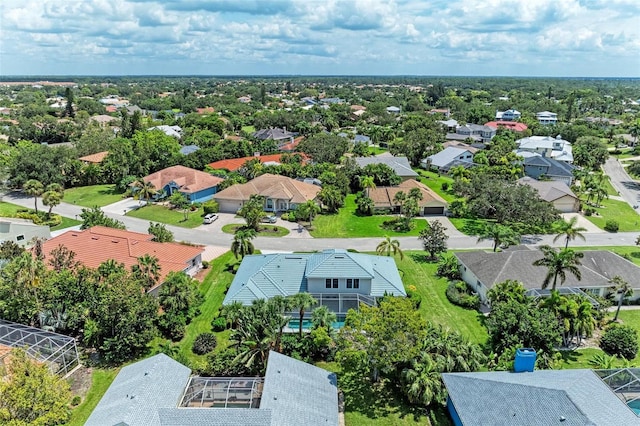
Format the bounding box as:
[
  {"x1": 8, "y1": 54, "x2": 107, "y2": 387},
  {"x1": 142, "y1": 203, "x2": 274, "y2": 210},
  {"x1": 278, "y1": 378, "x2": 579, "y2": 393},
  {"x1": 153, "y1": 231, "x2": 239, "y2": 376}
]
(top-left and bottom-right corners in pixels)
[
  {"x1": 221, "y1": 223, "x2": 290, "y2": 237},
  {"x1": 63, "y1": 184, "x2": 123, "y2": 207},
  {"x1": 51, "y1": 216, "x2": 82, "y2": 231},
  {"x1": 399, "y1": 252, "x2": 488, "y2": 344},
  {"x1": 368, "y1": 145, "x2": 389, "y2": 155},
  {"x1": 67, "y1": 368, "x2": 119, "y2": 426},
  {"x1": 602, "y1": 177, "x2": 619, "y2": 196},
  {"x1": 126, "y1": 204, "x2": 205, "y2": 228},
  {"x1": 311, "y1": 195, "x2": 428, "y2": 238},
  {"x1": 176, "y1": 251, "x2": 236, "y2": 365},
  {"x1": 448, "y1": 218, "x2": 490, "y2": 236},
  {"x1": 584, "y1": 198, "x2": 640, "y2": 232},
  {"x1": 416, "y1": 170, "x2": 457, "y2": 203},
  {"x1": 241, "y1": 125, "x2": 256, "y2": 134},
  {"x1": 0, "y1": 201, "x2": 24, "y2": 216}
]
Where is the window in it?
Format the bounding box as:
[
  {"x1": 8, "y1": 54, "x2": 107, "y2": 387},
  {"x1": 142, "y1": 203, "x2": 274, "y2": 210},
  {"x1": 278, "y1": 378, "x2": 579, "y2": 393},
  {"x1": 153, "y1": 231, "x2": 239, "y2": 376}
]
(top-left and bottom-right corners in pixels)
[
  {"x1": 332, "y1": 279, "x2": 338, "y2": 289},
  {"x1": 325, "y1": 279, "x2": 332, "y2": 289},
  {"x1": 347, "y1": 279, "x2": 353, "y2": 289},
  {"x1": 353, "y1": 279, "x2": 359, "y2": 289}
]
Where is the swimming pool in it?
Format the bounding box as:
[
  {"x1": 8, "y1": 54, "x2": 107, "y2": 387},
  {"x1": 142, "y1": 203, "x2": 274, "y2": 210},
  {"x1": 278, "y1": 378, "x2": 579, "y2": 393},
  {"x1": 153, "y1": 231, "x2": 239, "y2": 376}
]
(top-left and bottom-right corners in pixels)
[
  {"x1": 627, "y1": 399, "x2": 640, "y2": 415},
  {"x1": 288, "y1": 319, "x2": 345, "y2": 330}
]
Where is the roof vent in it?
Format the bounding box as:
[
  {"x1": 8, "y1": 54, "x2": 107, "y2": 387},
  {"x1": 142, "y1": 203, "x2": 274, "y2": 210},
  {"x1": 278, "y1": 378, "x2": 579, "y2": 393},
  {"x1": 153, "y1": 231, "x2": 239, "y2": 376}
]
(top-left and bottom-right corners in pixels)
[
  {"x1": 91, "y1": 236, "x2": 99, "y2": 240},
  {"x1": 560, "y1": 416, "x2": 566, "y2": 422},
  {"x1": 273, "y1": 396, "x2": 278, "y2": 400}
]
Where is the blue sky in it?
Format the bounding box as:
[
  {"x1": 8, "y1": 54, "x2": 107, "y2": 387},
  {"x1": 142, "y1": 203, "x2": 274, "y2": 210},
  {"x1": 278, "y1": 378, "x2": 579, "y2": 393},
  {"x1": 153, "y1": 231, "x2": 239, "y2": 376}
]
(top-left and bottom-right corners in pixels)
[{"x1": 1, "y1": 0, "x2": 639, "y2": 77}]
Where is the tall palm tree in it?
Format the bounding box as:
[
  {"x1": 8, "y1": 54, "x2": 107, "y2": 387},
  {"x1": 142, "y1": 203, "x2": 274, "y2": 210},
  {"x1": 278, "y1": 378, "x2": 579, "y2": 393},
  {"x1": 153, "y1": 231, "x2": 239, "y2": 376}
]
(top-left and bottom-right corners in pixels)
[
  {"x1": 221, "y1": 301, "x2": 245, "y2": 329},
  {"x1": 359, "y1": 175, "x2": 376, "y2": 196},
  {"x1": 231, "y1": 228, "x2": 257, "y2": 260},
  {"x1": 532, "y1": 245, "x2": 584, "y2": 291},
  {"x1": 610, "y1": 275, "x2": 633, "y2": 322},
  {"x1": 42, "y1": 190, "x2": 62, "y2": 218},
  {"x1": 476, "y1": 223, "x2": 520, "y2": 252},
  {"x1": 552, "y1": 217, "x2": 587, "y2": 249},
  {"x1": 376, "y1": 235, "x2": 404, "y2": 260},
  {"x1": 23, "y1": 179, "x2": 44, "y2": 213},
  {"x1": 298, "y1": 200, "x2": 321, "y2": 223},
  {"x1": 311, "y1": 305, "x2": 337, "y2": 333},
  {"x1": 289, "y1": 292, "x2": 317, "y2": 337},
  {"x1": 131, "y1": 254, "x2": 161, "y2": 290}
]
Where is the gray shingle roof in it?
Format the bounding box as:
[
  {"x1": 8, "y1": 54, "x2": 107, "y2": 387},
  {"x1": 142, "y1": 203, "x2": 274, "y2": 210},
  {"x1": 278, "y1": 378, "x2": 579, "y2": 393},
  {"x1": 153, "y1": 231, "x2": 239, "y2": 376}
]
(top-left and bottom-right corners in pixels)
[
  {"x1": 158, "y1": 408, "x2": 272, "y2": 425},
  {"x1": 517, "y1": 177, "x2": 577, "y2": 202},
  {"x1": 86, "y1": 354, "x2": 191, "y2": 426},
  {"x1": 425, "y1": 146, "x2": 474, "y2": 169},
  {"x1": 523, "y1": 155, "x2": 575, "y2": 178},
  {"x1": 354, "y1": 154, "x2": 418, "y2": 178},
  {"x1": 223, "y1": 249, "x2": 406, "y2": 306},
  {"x1": 455, "y1": 249, "x2": 640, "y2": 290},
  {"x1": 442, "y1": 370, "x2": 640, "y2": 426},
  {"x1": 260, "y1": 351, "x2": 338, "y2": 426}
]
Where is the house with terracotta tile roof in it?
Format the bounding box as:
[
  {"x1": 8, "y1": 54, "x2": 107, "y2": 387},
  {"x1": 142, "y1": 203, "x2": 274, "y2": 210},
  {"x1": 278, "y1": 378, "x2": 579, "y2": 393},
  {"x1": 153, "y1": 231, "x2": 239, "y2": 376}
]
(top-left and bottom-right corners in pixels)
[
  {"x1": 79, "y1": 151, "x2": 109, "y2": 164},
  {"x1": 367, "y1": 179, "x2": 448, "y2": 215},
  {"x1": 208, "y1": 153, "x2": 308, "y2": 172},
  {"x1": 485, "y1": 120, "x2": 529, "y2": 132},
  {"x1": 213, "y1": 173, "x2": 321, "y2": 213},
  {"x1": 142, "y1": 165, "x2": 224, "y2": 203},
  {"x1": 41, "y1": 226, "x2": 204, "y2": 293}
]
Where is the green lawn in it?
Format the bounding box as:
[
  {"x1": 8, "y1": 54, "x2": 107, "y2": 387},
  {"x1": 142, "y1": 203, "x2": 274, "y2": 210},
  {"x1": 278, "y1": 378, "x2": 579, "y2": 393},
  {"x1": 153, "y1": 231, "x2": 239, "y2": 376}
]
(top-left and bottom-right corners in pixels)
[
  {"x1": 416, "y1": 170, "x2": 457, "y2": 203},
  {"x1": 126, "y1": 204, "x2": 206, "y2": 228},
  {"x1": 63, "y1": 184, "x2": 123, "y2": 207},
  {"x1": 584, "y1": 198, "x2": 640, "y2": 232},
  {"x1": 221, "y1": 223, "x2": 290, "y2": 237},
  {"x1": 399, "y1": 252, "x2": 488, "y2": 344},
  {"x1": 447, "y1": 218, "x2": 490, "y2": 236},
  {"x1": 602, "y1": 177, "x2": 619, "y2": 196},
  {"x1": 67, "y1": 368, "x2": 119, "y2": 426},
  {"x1": 0, "y1": 201, "x2": 25, "y2": 216},
  {"x1": 311, "y1": 195, "x2": 428, "y2": 238},
  {"x1": 51, "y1": 216, "x2": 82, "y2": 231},
  {"x1": 368, "y1": 146, "x2": 389, "y2": 155},
  {"x1": 175, "y1": 251, "x2": 236, "y2": 365},
  {"x1": 241, "y1": 125, "x2": 256, "y2": 134}
]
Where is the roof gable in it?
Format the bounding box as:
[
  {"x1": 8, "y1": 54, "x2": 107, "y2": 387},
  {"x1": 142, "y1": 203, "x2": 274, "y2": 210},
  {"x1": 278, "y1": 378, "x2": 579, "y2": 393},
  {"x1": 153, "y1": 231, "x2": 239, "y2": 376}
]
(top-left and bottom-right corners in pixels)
[
  {"x1": 214, "y1": 174, "x2": 320, "y2": 203},
  {"x1": 354, "y1": 155, "x2": 418, "y2": 178},
  {"x1": 143, "y1": 165, "x2": 224, "y2": 194}
]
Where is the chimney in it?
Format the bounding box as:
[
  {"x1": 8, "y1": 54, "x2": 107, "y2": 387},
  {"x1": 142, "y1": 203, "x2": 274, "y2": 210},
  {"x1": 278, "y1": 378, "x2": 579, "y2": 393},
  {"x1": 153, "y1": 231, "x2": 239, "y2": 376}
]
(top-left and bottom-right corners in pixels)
[
  {"x1": 514, "y1": 348, "x2": 536, "y2": 372},
  {"x1": 254, "y1": 152, "x2": 260, "y2": 157}
]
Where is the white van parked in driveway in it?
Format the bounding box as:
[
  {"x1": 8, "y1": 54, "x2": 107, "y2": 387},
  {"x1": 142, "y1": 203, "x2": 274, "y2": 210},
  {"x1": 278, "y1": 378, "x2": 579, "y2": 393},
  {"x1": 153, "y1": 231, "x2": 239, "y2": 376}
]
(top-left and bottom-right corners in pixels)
[{"x1": 203, "y1": 213, "x2": 218, "y2": 224}]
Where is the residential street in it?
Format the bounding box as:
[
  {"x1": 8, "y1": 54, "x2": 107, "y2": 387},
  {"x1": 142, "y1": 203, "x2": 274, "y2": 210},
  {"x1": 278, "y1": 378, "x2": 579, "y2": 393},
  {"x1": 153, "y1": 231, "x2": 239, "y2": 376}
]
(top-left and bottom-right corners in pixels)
[
  {"x1": 3, "y1": 191, "x2": 639, "y2": 253},
  {"x1": 603, "y1": 157, "x2": 640, "y2": 209}
]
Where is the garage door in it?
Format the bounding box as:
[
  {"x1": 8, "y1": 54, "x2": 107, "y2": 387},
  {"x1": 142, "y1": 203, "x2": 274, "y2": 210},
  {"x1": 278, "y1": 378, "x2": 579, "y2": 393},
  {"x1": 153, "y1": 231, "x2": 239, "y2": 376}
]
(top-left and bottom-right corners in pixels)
[{"x1": 423, "y1": 207, "x2": 444, "y2": 215}]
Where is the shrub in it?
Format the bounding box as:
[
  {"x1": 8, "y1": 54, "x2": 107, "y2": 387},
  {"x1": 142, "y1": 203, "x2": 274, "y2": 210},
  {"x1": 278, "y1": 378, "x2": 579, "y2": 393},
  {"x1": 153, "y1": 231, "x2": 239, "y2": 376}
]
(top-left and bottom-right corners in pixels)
[
  {"x1": 406, "y1": 287, "x2": 422, "y2": 308},
  {"x1": 600, "y1": 324, "x2": 638, "y2": 360},
  {"x1": 584, "y1": 208, "x2": 593, "y2": 217},
  {"x1": 192, "y1": 332, "x2": 217, "y2": 355},
  {"x1": 446, "y1": 281, "x2": 480, "y2": 310},
  {"x1": 201, "y1": 260, "x2": 210, "y2": 269},
  {"x1": 203, "y1": 201, "x2": 219, "y2": 214},
  {"x1": 211, "y1": 316, "x2": 227, "y2": 332},
  {"x1": 447, "y1": 199, "x2": 468, "y2": 218},
  {"x1": 158, "y1": 313, "x2": 186, "y2": 341},
  {"x1": 441, "y1": 182, "x2": 449, "y2": 191},
  {"x1": 604, "y1": 220, "x2": 619, "y2": 233},
  {"x1": 71, "y1": 396, "x2": 82, "y2": 406}
]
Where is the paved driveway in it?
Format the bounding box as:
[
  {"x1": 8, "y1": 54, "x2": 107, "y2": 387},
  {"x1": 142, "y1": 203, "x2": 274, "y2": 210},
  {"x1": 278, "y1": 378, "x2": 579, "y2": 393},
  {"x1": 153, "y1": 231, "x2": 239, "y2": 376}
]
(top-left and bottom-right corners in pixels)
[
  {"x1": 102, "y1": 197, "x2": 146, "y2": 214},
  {"x1": 603, "y1": 157, "x2": 640, "y2": 209},
  {"x1": 560, "y1": 213, "x2": 604, "y2": 233}
]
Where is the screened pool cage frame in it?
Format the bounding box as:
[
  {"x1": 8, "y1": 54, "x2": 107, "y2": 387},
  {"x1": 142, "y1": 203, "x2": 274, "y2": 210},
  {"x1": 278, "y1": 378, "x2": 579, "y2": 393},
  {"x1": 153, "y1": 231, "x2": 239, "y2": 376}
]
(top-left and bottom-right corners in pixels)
[
  {"x1": 180, "y1": 376, "x2": 265, "y2": 409},
  {"x1": 596, "y1": 368, "x2": 640, "y2": 416},
  {"x1": 0, "y1": 319, "x2": 80, "y2": 377},
  {"x1": 525, "y1": 287, "x2": 600, "y2": 308}
]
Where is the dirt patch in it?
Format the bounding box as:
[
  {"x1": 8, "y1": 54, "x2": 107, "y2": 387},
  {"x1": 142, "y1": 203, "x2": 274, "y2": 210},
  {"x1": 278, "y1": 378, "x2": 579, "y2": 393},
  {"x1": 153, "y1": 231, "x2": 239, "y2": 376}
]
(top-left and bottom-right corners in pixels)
[
  {"x1": 67, "y1": 365, "x2": 93, "y2": 398},
  {"x1": 193, "y1": 267, "x2": 210, "y2": 281}
]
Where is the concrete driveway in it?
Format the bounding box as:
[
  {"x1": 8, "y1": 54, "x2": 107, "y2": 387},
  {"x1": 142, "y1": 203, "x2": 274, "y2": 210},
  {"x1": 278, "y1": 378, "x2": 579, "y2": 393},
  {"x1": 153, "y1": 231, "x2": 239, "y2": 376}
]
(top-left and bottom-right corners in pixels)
[
  {"x1": 560, "y1": 213, "x2": 604, "y2": 233},
  {"x1": 102, "y1": 197, "x2": 146, "y2": 215}
]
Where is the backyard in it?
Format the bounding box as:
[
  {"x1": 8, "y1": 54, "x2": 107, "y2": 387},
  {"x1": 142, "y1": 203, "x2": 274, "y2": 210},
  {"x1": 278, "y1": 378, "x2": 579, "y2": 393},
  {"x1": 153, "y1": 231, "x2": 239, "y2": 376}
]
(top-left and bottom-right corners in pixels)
[
  {"x1": 63, "y1": 184, "x2": 123, "y2": 208},
  {"x1": 310, "y1": 195, "x2": 428, "y2": 238},
  {"x1": 126, "y1": 204, "x2": 206, "y2": 228}
]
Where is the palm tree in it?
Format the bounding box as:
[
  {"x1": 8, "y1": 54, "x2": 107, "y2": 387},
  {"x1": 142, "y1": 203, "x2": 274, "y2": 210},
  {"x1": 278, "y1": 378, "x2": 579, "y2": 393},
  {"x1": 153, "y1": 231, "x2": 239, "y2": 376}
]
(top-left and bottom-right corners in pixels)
[
  {"x1": 298, "y1": 200, "x2": 321, "y2": 223},
  {"x1": 42, "y1": 190, "x2": 62, "y2": 218},
  {"x1": 289, "y1": 292, "x2": 317, "y2": 337},
  {"x1": 311, "y1": 305, "x2": 337, "y2": 333},
  {"x1": 552, "y1": 217, "x2": 587, "y2": 249},
  {"x1": 532, "y1": 245, "x2": 584, "y2": 291},
  {"x1": 476, "y1": 223, "x2": 520, "y2": 252},
  {"x1": 98, "y1": 259, "x2": 125, "y2": 278},
  {"x1": 158, "y1": 273, "x2": 195, "y2": 313},
  {"x1": 23, "y1": 179, "x2": 44, "y2": 213},
  {"x1": 401, "y1": 354, "x2": 444, "y2": 407},
  {"x1": 135, "y1": 179, "x2": 157, "y2": 203},
  {"x1": 231, "y1": 228, "x2": 256, "y2": 260},
  {"x1": 359, "y1": 175, "x2": 376, "y2": 196},
  {"x1": 610, "y1": 275, "x2": 633, "y2": 322},
  {"x1": 376, "y1": 235, "x2": 404, "y2": 260},
  {"x1": 221, "y1": 301, "x2": 245, "y2": 329},
  {"x1": 131, "y1": 254, "x2": 161, "y2": 290}
]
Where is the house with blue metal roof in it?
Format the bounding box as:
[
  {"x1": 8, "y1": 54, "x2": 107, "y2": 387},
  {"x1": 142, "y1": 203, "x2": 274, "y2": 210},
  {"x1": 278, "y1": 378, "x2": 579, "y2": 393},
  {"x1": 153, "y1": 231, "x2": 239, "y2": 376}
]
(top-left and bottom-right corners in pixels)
[
  {"x1": 223, "y1": 249, "x2": 406, "y2": 317},
  {"x1": 86, "y1": 351, "x2": 339, "y2": 426}
]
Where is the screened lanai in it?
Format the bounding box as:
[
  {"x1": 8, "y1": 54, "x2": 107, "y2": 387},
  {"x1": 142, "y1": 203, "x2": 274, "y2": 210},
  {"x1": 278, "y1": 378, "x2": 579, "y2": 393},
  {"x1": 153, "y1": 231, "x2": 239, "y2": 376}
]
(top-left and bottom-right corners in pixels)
[
  {"x1": 180, "y1": 377, "x2": 264, "y2": 408},
  {"x1": 596, "y1": 368, "x2": 640, "y2": 416},
  {"x1": 0, "y1": 319, "x2": 80, "y2": 376}
]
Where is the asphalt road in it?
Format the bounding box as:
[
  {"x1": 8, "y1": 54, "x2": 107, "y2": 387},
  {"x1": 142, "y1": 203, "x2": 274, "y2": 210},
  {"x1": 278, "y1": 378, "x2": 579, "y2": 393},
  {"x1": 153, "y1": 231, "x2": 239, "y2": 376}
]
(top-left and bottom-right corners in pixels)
[
  {"x1": 603, "y1": 157, "x2": 640, "y2": 209},
  {"x1": 3, "y1": 191, "x2": 639, "y2": 252}
]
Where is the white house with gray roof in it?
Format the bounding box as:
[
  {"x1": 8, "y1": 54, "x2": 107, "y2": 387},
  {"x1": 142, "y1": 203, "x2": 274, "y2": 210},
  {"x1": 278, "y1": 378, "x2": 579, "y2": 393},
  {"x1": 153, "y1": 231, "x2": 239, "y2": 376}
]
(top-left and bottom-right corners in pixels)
[
  {"x1": 354, "y1": 153, "x2": 419, "y2": 181},
  {"x1": 86, "y1": 351, "x2": 339, "y2": 426},
  {"x1": 455, "y1": 249, "x2": 640, "y2": 302},
  {"x1": 516, "y1": 135, "x2": 573, "y2": 163},
  {"x1": 443, "y1": 369, "x2": 640, "y2": 425},
  {"x1": 223, "y1": 249, "x2": 406, "y2": 317},
  {"x1": 422, "y1": 146, "x2": 475, "y2": 172}
]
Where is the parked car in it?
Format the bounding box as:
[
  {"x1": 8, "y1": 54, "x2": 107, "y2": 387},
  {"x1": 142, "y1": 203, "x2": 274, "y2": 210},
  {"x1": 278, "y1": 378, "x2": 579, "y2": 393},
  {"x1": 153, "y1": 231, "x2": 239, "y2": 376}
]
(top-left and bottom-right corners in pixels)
[
  {"x1": 203, "y1": 213, "x2": 219, "y2": 224},
  {"x1": 261, "y1": 215, "x2": 277, "y2": 223}
]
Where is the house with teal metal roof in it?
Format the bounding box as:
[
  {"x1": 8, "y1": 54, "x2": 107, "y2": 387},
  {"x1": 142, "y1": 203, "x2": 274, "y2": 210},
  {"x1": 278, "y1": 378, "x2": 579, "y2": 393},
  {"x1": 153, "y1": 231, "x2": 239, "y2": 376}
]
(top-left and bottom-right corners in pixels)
[{"x1": 223, "y1": 249, "x2": 406, "y2": 317}]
